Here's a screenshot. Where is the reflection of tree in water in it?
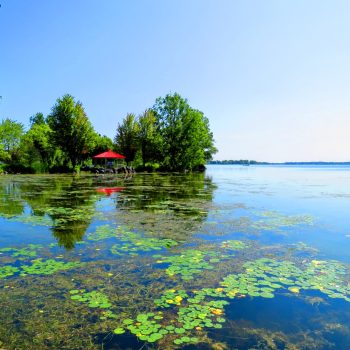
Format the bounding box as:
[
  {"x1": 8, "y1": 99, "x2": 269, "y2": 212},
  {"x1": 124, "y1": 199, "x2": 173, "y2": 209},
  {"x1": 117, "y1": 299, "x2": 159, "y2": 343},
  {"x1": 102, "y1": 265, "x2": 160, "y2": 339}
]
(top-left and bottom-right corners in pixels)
[
  {"x1": 0, "y1": 173, "x2": 216, "y2": 247},
  {"x1": 51, "y1": 221, "x2": 88, "y2": 249},
  {"x1": 0, "y1": 175, "x2": 106, "y2": 249},
  {"x1": 0, "y1": 179, "x2": 25, "y2": 216},
  {"x1": 23, "y1": 176, "x2": 101, "y2": 249},
  {"x1": 113, "y1": 173, "x2": 216, "y2": 241}
]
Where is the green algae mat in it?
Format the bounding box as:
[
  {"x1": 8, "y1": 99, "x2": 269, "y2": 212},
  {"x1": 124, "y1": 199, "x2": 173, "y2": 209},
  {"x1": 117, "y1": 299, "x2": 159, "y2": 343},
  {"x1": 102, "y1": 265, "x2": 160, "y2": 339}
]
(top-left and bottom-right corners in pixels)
[{"x1": 0, "y1": 168, "x2": 350, "y2": 349}]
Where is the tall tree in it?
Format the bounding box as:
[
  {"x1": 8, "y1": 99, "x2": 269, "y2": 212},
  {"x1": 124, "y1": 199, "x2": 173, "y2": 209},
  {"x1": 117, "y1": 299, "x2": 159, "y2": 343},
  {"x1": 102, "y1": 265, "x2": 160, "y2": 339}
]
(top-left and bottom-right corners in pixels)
[
  {"x1": 114, "y1": 113, "x2": 140, "y2": 164},
  {"x1": 20, "y1": 122, "x2": 53, "y2": 172},
  {"x1": 91, "y1": 133, "x2": 113, "y2": 155},
  {"x1": 0, "y1": 144, "x2": 10, "y2": 162},
  {"x1": 152, "y1": 93, "x2": 216, "y2": 170},
  {"x1": 47, "y1": 94, "x2": 96, "y2": 168},
  {"x1": 29, "y1": 112, "x2": 45, "y2": 126},
  {"x1": 0, "y1": 118, "x2": 24, "y2": 159},
  {"x1": 138, "y1": 109, "x2": 162, "y2": 166}
]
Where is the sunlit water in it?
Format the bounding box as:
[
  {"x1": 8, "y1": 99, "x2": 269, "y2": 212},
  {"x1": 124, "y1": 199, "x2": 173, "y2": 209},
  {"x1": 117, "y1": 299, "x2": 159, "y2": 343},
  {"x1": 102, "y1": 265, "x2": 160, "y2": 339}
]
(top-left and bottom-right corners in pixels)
[{"x1": 0, "y1": 165, "x2": 349, "y2": 350}]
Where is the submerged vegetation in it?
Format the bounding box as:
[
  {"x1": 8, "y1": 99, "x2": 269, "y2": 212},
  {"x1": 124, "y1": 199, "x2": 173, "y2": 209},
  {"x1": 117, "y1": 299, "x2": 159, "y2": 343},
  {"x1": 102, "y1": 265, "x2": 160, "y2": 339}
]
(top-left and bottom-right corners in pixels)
[
  {"x1": 0, "y1": 172, "x2": 350, "y2": 349},
  {"x1": 1, "y1": 228, "x2": 349, "y2": 349}
]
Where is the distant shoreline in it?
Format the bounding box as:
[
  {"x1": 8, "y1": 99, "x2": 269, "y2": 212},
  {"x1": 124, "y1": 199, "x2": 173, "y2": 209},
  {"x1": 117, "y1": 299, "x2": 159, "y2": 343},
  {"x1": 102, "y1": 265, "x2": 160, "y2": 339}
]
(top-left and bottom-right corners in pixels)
[{"x1": 208, "y1": 161, "x2": 350, "y2": 165}]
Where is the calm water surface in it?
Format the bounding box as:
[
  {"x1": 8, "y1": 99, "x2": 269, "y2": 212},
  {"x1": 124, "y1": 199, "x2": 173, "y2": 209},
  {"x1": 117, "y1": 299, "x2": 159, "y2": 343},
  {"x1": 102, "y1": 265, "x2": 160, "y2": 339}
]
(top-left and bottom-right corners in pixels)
[{"x1": 0, "y1": 165, "x2": 349, "y2": 350}]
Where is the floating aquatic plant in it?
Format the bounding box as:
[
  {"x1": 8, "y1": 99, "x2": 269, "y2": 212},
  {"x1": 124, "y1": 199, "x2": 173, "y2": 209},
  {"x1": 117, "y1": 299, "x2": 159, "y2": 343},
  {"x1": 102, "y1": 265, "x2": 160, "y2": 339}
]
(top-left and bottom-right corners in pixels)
[
  {"x1": 177, "y1": 299, "x2": 228, "y2": 332},
  {"x1": 87, "y1": 225, "x2": 116, "y2": 241},
  {"x1": 0, "y1": 244, "x2": 43, "y2": 259},
  {"x1": 20, "y1": 259, "x2": 84, "y2": 276},
  {"x1": 145, "y1": 200, "x2": 208, "y2": 217},
  {"x1": 0, "y1": 265, "x2": 19, "y2": 278},
  {"x1": 252, "y1": 210, "x2": 314, "y2": 231},
  {"x1": 106, "y1": 285, "x2": 229, "y2": 346},
  {"x1": 100, "y1": 310, "x2": 118, "y2": 320},
  {"x1": 46, "y1": 206, "x2": 96, "y2": 225},
  {"x1": 127, "y1": 286, "x2": 228, "y2": 345},
  {"x1": 116, "y1": 312, "x2": 165, "y2": 342},
  {"x1": 173, "y1": 336, "x2": 199, "y2": 345},
  {"x1": 110, "y1": 227, "x2": 178, "y2": 255},
  {"x1": 154, "y1": 289, "x2": 189, "y2": 307},
  {"x1": 221, "y1": 240, "x2": 248, "y2": 250},
  {"x1": 69, "y1": 289, "x2": 112, "y2": 308},
  {"x1": 154, "y1": 249, "x2": 227, "y2": 280},
  {"x1": 220, "y1": 258, "x2": 350, "y2": 301},
  {"x1": 111, "y1": 237, "x2": 177, "y2": 255}
]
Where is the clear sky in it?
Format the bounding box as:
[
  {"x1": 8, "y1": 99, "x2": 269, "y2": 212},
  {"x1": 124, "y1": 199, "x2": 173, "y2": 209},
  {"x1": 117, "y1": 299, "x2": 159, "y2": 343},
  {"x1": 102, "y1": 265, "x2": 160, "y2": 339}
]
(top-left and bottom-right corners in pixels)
[{"x1": 1, "y1": 0, "x2": 350, "y2": 162}]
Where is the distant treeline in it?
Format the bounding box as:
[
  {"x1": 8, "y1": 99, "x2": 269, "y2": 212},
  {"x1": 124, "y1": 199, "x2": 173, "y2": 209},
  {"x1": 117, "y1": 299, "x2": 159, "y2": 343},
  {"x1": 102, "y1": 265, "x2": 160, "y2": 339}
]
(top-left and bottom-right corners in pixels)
[
  {"x1": 208, "y1": 160, "x2": 268, "y2": 165},
  {"x1": 208, "y1": 160, "x2": 350, "y2": 165},
  {"x1": 283, "y1": 162, "x2": 350, "y2": 165}
]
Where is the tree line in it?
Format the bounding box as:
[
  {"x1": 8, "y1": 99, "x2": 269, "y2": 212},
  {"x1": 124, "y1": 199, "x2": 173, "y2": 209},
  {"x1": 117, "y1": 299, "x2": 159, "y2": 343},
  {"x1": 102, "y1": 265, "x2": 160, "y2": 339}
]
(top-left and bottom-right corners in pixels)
[
  {"x1": 208, "y1": 160, "x2": 262, "y2": 165},
  {"x1": 0, "y1": 93, "x2": 216, "y2": 173}
]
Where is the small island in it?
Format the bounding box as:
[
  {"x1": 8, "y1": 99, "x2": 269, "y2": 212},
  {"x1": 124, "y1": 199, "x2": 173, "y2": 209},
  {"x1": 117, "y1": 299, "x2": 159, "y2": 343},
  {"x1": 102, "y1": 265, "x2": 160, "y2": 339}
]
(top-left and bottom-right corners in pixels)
[{"x1": 0, "y1": 93, "x2": 216, "y2": 174}]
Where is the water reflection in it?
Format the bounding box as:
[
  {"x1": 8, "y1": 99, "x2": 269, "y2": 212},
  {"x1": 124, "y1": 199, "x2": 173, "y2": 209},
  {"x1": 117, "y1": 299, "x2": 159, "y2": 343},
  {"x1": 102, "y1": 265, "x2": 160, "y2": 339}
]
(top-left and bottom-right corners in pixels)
[
  {"x1": 1, "y1": 170, "x2": 349, "y2": 350},
  {"x1": 0, "y1": 175, "x2": 100, "y2": 248},
  {"x1": 113, "y1": 173, "x2": 216, "y2": 241},
  {"x1": 0, "y1": 173, "x2": 216, "y2": 248},
  {"x1": 0, "y1": 181, "x2": 25, "y2": 216},
  {"x1": 96, "y1": 187, "x2": 125, "y2": 196}
]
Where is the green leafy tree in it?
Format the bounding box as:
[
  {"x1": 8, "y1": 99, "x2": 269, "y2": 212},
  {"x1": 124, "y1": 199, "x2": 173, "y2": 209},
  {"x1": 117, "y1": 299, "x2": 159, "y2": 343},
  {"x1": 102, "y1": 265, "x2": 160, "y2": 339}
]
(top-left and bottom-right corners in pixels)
[
  {"x1": 114, "y1": 113, "x2": 140, "y2": 165},
  {"x1": 138, "y1": 109, "x2": 162, "y2": 166},
  {"x1": 0, "y1": 144, "x2": 10, "y2": 163},
  {"x1": 47, "y1": 94, "x2": 96, "y2": 168},
  {"x1": 152, "y1": 93, "x2": 216, "y2": 170},
  {"x1": 29, "y1": 112, "x2": 45, "y2": 126},
  {"x1": 0, "y1": 118, "x2": 24, "y2": 160},
  {"x1": 20, "y1": 122, "x2": 53, "y2": 172},
  {"x1": 91, "y1": 133, "x2": 113, "y2": 155}
]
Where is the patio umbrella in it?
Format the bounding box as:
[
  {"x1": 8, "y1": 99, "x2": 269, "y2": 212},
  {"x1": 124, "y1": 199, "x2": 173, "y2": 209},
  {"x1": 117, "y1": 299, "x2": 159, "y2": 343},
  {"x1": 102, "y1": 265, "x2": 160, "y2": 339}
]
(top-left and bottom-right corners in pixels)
[
  {"x1": 92, "y1": 149, "x2": 125, "y2": 168},
  {"x1": 92, "y1": 149, "x2": 126, "y2": 159}
]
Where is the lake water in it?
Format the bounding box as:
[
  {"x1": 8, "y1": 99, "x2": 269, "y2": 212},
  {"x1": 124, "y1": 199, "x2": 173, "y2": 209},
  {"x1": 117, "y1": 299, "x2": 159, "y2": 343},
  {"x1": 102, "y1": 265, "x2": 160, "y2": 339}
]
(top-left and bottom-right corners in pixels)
[{"x1": 0, "y1": 165, "x2": 349, "y2": 350}]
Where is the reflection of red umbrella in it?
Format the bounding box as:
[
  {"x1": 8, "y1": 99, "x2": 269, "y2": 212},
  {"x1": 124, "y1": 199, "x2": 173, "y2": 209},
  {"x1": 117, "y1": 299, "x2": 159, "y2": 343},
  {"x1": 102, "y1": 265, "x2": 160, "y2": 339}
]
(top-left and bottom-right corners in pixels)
[
  {"x1": 93, "y1": 149, "x2": 125, "y2": 159},
  {"x1": 96, "y1": 187, "x2": 125, "y2": 196}
]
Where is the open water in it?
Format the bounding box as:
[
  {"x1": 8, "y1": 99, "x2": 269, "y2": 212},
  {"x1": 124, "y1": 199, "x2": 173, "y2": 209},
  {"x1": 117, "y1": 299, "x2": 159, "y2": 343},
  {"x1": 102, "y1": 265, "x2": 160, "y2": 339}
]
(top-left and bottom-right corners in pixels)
[{"x1": 0, "y1": 165, "x2": 349, "y2": 349}]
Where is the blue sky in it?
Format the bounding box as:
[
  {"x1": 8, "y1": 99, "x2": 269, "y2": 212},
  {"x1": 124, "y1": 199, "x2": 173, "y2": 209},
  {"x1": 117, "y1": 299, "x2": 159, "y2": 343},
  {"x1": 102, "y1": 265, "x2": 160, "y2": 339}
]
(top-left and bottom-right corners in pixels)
[{"x1": 1, "y1": 0, "x2": 350, "y2": 162}]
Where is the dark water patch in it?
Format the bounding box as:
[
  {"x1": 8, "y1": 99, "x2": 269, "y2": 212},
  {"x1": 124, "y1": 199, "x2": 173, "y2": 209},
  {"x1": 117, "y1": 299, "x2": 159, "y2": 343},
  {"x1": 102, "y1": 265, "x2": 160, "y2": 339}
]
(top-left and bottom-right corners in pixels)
[
  {"x1": 95, "y1": 332, "x2": 146, "y2": 350},
  {"x1": 223, "y1": 293, "x2": 350, "y2": 349}
]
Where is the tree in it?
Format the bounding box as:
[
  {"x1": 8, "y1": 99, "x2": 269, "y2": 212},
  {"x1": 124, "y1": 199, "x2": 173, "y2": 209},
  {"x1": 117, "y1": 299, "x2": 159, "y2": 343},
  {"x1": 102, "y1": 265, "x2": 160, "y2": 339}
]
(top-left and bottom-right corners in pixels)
[
  {"x1": 20, "y1": 122, "x2": 53, "y2": 172},
  {"x1": 91, "y1": 133, "x2": 113, "y2": 155},
  {"x1": 0, "y1": 144, "x2": 10, "y2": 163},
  {"x1": 138, "y1": 109, "x2": 162, "y2": 166},
  {"x1": 178, "y1": 108, "x2": 217, "y2": 170},
  {"x1": 114, "y1": 113, "x2": 140, "y2": 164},
  {"x1": 0, "y1": 118, "x2": 24, "y2": 159},
  {"x1": 30, "y1": 112, "x2": 45, "y2": 126},
  {"x1": 152, "y1": 93, "x2": 216, "y2": 170},
  {"x1": 47, "y1": 94, "x2": 96, "y2": 168}
]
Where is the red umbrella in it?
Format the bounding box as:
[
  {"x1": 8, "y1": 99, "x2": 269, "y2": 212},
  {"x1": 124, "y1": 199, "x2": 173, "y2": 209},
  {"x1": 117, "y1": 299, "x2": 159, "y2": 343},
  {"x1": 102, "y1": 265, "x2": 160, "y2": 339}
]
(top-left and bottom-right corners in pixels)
[{"x1": 92, "y1": 149, "x2": 125, "y2": 159}]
